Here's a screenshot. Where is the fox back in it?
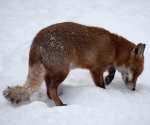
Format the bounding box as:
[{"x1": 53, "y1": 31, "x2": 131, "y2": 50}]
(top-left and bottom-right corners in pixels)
[{"x1": 30, "y1": 22, "x2": 116, "y2": 71}]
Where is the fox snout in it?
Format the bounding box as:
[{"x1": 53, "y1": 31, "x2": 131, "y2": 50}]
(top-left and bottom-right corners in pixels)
[
  {"x1": 124, "y1": 77, "x2": 135, "y2": 91},
  {"x1": 125, "y1": 77, "x2": 130, "y2": 84},
  {"x1": 125, "y1": 77, "x2": 135, "y2": 91},
  {"x1": 125, "y1": 83, "x2": 135, "y2": 91}
]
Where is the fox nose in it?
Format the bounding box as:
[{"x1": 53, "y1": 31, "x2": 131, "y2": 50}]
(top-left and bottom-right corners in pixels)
[{"x1": 132, "y1": 88, "x2": 135, "y2": 91}]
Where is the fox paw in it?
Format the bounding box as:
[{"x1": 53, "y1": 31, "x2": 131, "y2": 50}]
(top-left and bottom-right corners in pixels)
[{"x1": 105, "y1": 75, "x2": 113, "y2": 85}]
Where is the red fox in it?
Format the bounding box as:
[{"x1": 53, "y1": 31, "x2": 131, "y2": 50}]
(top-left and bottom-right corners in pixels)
[{"x1": 3, "y1": 22, "x2": 146, "y2": 106}]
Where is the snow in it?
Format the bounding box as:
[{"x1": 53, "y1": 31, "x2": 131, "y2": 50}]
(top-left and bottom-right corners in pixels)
[{"x1": 0, "y1": 0, "x2": 150, "y2": 125}]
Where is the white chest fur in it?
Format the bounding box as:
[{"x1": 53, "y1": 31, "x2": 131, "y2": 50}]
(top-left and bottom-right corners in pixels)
[{"x1": 115, "y1": 65, "x2": 130, "y2": 74}]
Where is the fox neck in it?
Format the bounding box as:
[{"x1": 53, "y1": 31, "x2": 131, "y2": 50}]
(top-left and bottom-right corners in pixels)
[{"x1": 112, "y1": 34, "x2": 136, "y2": 68}]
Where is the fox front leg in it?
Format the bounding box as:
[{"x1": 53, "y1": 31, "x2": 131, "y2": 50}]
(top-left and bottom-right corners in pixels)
[
  {"x1": 105, "y1": 67, "x2": 116, "y2": 85},
  {"x1": 90, "y1": 69, "x2": 105, "y2": 89}
]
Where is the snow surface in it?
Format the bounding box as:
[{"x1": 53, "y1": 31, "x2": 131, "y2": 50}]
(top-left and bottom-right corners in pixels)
[{"x1": 0, "y1": 0, "x2": 150, "y2": 125}]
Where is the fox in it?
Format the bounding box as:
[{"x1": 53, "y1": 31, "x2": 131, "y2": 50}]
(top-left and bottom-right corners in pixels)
[{"x1": 3, "y1": 22, "x2": 146, "y2": 106}]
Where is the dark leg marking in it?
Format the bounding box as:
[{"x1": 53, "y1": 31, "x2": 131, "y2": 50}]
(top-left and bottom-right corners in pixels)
[{"x1": 105, "y1": 67, "x2": 116, "y2": 85}]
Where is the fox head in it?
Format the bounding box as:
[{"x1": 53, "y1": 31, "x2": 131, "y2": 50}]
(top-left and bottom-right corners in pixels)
[{"x1": 120, "y1": 43, "x2": 146, "y2": 91}]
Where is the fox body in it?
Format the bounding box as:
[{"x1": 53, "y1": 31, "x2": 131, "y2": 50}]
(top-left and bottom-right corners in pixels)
[{"x1": 3, "y1": 22, "x2": 145, "y2": 106}]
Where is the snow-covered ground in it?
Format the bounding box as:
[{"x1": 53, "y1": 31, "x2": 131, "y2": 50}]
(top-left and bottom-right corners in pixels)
[{"x1": 0, "y1": 0, "x2": 150, "y2": 125}]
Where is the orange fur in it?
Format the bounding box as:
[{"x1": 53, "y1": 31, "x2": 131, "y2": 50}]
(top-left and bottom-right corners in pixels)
[{"x1": 3, "y1": 22, "x2": 145, "y2": 106}]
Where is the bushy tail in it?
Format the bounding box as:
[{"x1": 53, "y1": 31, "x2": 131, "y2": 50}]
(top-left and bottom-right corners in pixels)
[
  {"x1": 3, "y1": 85, "x2": 31, "y2": 103},
  {"x1": 3, "y1": 63, "x2": 46, "y2": 104}
]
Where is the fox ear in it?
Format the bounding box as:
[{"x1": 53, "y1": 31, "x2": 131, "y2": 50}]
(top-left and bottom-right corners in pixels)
[{"x1": 131, "y1": 43, "x2": 146, "y2": 57}]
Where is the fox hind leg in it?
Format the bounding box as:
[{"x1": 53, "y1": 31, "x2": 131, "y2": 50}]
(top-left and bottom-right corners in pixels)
[
  {"x1": 48, "y1": 71, "x2": 69, "y2": 106},
  {"x1": 45, "y1": 74, "x2": 52, "y2": 99},
  {"x1": 105, "y1": 67, "x2": 116, "y2": 85}
]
